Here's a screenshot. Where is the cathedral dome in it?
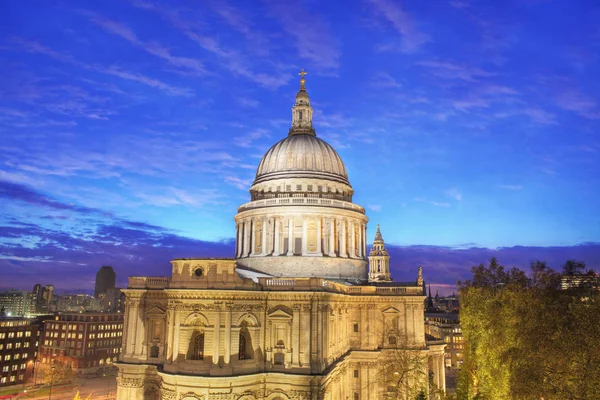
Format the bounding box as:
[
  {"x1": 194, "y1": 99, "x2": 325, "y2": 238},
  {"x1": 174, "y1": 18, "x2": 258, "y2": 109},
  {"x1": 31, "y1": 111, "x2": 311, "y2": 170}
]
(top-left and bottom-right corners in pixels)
[{"x1": 254, "y1": 134, "x2": 349, "y2": 185}]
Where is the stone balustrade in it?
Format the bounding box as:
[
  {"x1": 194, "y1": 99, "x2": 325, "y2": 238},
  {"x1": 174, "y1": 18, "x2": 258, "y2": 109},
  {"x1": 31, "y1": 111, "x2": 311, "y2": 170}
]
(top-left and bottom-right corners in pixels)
[
  {"x1": 237, "y1": 197, "x2": 365, "y2": 214},
  {"x1": 258, "y1": 277, "x2": 422, "y2": 296},
  {"x1": 128, "y1": 276, "x2": 171, "y2": 289}
]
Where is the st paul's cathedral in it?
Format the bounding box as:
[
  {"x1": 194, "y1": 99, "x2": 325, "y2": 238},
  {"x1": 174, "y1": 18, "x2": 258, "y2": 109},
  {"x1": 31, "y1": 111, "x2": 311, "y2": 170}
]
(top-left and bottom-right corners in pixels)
[{"x1": 116, "y1": 71, "x2": 446, "y2": 400}]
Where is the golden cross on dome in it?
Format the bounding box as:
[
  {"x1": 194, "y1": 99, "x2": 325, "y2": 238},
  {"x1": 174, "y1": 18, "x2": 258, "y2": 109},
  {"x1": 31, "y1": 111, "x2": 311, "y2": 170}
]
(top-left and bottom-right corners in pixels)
[{"x1": 298, "y1": 68, "x2": 307, "y2": 79}]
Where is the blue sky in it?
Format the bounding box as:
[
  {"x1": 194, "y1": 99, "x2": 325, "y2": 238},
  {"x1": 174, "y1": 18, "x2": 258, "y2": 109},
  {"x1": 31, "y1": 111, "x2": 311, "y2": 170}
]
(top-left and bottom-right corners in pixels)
[{"x1": 1, "y1": 0, "x2": 599, "y2": 293}]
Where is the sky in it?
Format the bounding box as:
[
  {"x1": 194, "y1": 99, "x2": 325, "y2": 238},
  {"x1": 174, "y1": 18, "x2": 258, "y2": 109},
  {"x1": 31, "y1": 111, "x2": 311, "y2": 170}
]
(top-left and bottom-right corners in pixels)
[{"x1": 1, "y1": 0, "x2": 599, "y2": 295}]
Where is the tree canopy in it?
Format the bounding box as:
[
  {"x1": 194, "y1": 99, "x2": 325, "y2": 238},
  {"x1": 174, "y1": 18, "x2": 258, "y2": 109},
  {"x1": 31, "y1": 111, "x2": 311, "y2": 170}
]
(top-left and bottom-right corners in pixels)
[{"x1": 457, "y1": 258, "x2": 600, "y2": 400}]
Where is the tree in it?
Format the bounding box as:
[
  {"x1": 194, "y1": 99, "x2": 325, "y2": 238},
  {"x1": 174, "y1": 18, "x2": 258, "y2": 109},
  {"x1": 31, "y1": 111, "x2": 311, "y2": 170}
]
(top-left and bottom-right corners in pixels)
[
  {"x1": 458, "y1": 258, "x2": 600, "y2": 400},
  {"x1": 562, "y1": 259, "x2": 586, "y2": 276},
  {"x1": 39, "y1": 362, "x2": 74, "y2": 386}
]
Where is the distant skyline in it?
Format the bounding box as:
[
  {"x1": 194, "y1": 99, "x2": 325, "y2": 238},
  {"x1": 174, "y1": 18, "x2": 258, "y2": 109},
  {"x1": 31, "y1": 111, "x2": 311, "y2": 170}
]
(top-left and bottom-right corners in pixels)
[{"x1": 1, "y1": 0, "x2": 599, "y2": 294}]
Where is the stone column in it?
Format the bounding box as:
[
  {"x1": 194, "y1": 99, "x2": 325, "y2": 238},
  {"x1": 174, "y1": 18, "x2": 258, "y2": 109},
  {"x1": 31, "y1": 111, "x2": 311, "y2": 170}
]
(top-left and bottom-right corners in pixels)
[
  {"x1": 293, "y1": 305, "x2": 301, "y2": 366},
  {"x1": 235, "y1": 223, "x2": 241, "y2": 257},
  {"x1": 261, "y1": 218, "x2": 267, "y2": 256},
  {"x1": 224, "y1": 308, "x2": 231, "y2": 365},
  {"x1": 357, "y1": 223, "x2": 363, "y2": 258},
  {"x1": 126, "y1": 299, "x2": 137, "y2": 356},
  {"x1": 165, "y1": 309, "x2": 174, "y2": 361},
  {"x1": 316, "y1": 217, "x2": 322, "y2": 255},
  {"x1": 349, "y1": 222, "x2": 356, "y2": 258},
  {"x1": 243, "y1": 220, "x2": 251, "y2": 257},
  {"x1": 122, "y1": 300, "x2": 132, "y2": 356},
  {"x1": 364, "y1": 224, "x2": 367, "y2": 257},
  {"x1": 440, "y1": 354, "x2": 446, "y2": 391},
  {"x1": 213, "y1": 310, "x2": 221, "y2": 365},
  {"x1": 273, "y1": 217, "x2": 281, "y2": 256},
  {"x1": 134, "y1": 303, "x2": 144, "y2": 356},
  {"x1": 286, "y1": 218, "x2": 294, "y2": 256},
  {"x1": 328, "y1": 218, "x2": 336, "y2": 257},
  {"x1": 302, "y1": 217, "x2": 308, "y2": 255},
  {"x1": 251, "y1": 219, "x2": 257, "y2": 255},
  {"x1": 172, "y1": 311, "x2": 180, "y2": 362},
  {"x1": 340, "y1": 220, "x2": 347, "y2": 258}
]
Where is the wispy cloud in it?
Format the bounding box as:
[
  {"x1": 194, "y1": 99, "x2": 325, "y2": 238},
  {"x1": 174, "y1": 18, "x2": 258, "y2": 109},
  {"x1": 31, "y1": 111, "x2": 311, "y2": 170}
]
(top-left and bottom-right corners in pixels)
[
  {"x1": 368, "y1": 0, "x2": 431, "y2": 53},
  {"x1": 369, "y1": 71, "x2": 402, "y2": 88},
  {"x1": 416, "y1": 60, "x2": 496, "y2": 82},
  {"x1": 555, "y1": 87, "x2": 600, "y2": 120},
  {"x1": 413, "y1": 197, "x2": 451, "y2": 207},
  {"x1": 367, "y1": 204, "x2": 382, "y2": 212},
  {"x1": 224, "y1": 176, "x2": 253, "y2": 190},
  {"x1": 265, "y1": 0, "x2": 340, "y2": 72},
  {"x1": 132, "y1": 1, "x2": 292, "y2": 89},
  {"x1": 499, "y1": 184, "x2": 523, "y2": 190},
  {"x1": 14, "y1": 38, "x2": 194, "y2": 96},
  {"x1": 236, "y1": 96, "x2": 261, "y2": 108},
  {"x1": 446, "y1": 188, "x2": 462, "y2": 201},
  {"x1": 87, "y1": 15, "x2": 207, "y2": 75},
  {"x1": 233, "y1": 128, "x2": 270, "y2": 148}
]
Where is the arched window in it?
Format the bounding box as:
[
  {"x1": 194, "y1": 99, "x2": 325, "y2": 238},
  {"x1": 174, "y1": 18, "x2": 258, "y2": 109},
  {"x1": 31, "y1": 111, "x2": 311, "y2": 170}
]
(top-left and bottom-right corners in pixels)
[
  {"x1": 239, "y1": 332, "x2": 247, "y2": 360},
  {"x1": 191, "y1": 333, "x2": 204, "y2": 360}
]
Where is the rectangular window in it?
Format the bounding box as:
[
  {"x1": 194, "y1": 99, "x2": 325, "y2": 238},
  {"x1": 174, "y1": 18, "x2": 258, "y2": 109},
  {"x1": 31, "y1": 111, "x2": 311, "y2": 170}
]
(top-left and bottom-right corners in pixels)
[
  {"x1": 354, "y1": 369, "x2": 359, "y2": 378},
  {"x1": 318, "y1": 186, "x2": 323, "y2": 192},
  {"x1": 307, "y1": 185, "x2": 313, "y2": 191},
  {"x1": 296, "y1": 185, "x2": 302, "y2": 191},
  {"x1": 353, "y1": 323, "x2": 359, "y2": 333}
]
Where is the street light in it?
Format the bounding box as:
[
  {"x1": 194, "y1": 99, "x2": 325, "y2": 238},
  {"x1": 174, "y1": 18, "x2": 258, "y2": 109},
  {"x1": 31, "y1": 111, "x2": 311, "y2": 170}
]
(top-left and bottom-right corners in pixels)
[
  {"x1": 33, "y1": 359, "x2": 40, "y2": 386},
  {"x1": 48, "y1": 365, "x2": 56, "y2": 400}
]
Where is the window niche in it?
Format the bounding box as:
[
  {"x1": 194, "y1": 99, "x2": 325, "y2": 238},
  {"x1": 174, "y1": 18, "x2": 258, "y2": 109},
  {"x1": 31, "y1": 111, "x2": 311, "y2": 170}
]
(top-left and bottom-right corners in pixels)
[{"x1": 187, "y1": 332, "x2": 204, "y2": 360}]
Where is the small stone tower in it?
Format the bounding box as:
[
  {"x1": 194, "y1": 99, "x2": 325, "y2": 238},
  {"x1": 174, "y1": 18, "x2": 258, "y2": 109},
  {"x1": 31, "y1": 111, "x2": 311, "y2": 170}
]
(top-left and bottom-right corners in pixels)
[{"x1": 368, "y1": 224, "x2": 391, "y2": 282}]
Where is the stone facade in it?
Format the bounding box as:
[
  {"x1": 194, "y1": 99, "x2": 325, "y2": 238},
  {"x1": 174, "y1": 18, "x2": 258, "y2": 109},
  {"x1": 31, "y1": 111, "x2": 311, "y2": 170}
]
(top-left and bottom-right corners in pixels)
[{"x1": 116, "y1": 71, "x2": 445, "y2": 400}]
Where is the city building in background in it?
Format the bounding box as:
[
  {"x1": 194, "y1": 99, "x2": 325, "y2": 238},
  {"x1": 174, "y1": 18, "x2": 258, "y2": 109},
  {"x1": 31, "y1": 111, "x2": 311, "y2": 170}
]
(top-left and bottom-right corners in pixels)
[
  {"x1": 56, "y1": 294, "x2": 102, "y2": 313},
  {"x1": 94, "y1": 266, "x2": 116, "y2": 297},
  {"x1": 424, "y1": 313, "x2": 463, "y2": 369},
  {"x1": 561, "y1": 273, "x2": 600, "y2": 291},
  {"x1": 0, "y1": 316, "x2": 51, "y2": 387},
  {"x1": 39, "y1": 313, "x2": 123, "y2": 375},
  {"x1": 116, "y1": 73, "x2": 446, "y2": 400},
  {"x1": 0, "y1": 290, "x2": 36, "y2": 317},
  {"x1": 98, "y1": 288, "x2": 125, "y2": 314}
]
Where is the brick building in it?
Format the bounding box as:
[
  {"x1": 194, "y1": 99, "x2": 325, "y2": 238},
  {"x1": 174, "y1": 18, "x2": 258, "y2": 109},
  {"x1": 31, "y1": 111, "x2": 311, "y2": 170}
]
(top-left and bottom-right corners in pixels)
[
  {"x1": 39, "y1": 313, "x2": 123, "y2": 375},
  {"x1": 0, "y1": 317, "x2": 44, "y2": 387}
]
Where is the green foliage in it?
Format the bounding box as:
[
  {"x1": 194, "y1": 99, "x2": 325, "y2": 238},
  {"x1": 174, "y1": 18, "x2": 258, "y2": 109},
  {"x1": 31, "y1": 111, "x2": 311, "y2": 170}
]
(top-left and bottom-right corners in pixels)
[
  {"x1": 458, "y1": 258, "x2": 600, "y2": 400},
  {"x1": 39, "y1": 362, "x2": 74, "y2": 386}
]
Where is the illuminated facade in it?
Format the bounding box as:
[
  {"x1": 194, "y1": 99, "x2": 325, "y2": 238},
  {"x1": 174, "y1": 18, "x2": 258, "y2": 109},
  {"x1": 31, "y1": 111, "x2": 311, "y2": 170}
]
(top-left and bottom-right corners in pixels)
[
  {"x1": 40, "y1": 313, "x2": 123, "y2": 374},
  {"x1": 116, "y1": 71, "x2": 446, "y2": 400}
]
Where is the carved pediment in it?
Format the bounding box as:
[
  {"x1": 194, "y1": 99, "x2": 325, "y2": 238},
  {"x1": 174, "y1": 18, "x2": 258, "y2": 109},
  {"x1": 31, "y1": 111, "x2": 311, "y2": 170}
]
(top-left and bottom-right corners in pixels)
[
  {"x1": 267, "y1": 309, "x2": 293, "y2": 320},
  {"x1": 382, "y1": 306, "x2": 401, "y2": 314},
  {"x1": 146, "y1": 305, "x2": 166, "y2": 316}
]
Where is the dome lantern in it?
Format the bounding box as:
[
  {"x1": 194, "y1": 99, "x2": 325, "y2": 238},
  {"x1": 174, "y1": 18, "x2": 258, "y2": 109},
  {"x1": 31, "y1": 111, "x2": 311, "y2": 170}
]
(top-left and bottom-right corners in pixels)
[{"x1": 290, "y1": 68, "x2": 315, "y2": 136}]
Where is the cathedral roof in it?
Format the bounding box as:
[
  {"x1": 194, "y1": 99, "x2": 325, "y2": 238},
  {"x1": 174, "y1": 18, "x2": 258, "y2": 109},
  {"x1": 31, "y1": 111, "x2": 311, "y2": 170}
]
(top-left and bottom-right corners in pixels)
[{"x1": 254, "y1": 134, "x2": 349, "y2": 185}]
